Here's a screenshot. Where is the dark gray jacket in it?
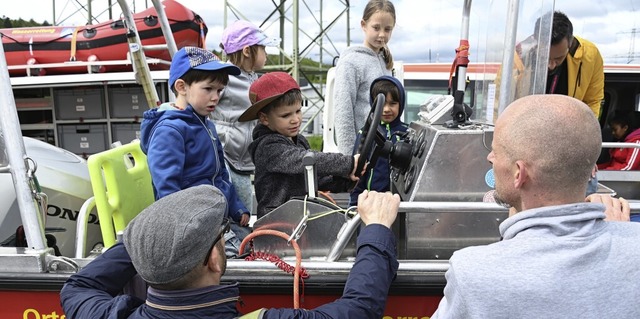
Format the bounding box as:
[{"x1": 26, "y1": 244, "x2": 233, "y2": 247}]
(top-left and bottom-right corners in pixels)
[{"x1": 249, "y1": 124, "x2": 354, "y2": 218}]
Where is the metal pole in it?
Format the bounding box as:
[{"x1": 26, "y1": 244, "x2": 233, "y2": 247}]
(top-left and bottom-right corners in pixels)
[
  {"x1": 151, "y1": 0, "x2": 178, "y2": 57},
  {"x1": 399, "y1": 201, "x2": 640, "y2": 214},
  {"x1": 399, "y1": 201, "x2": 508, "y2": 213},
  {"x1": 224, "y1": 0, "x2": 228, "y2": 29},
  {"x1": 319, "y1": 0, "x2": 323, "y2": 82},
  {"x1": 346, "y1": 0, "x2": 350, "y2": 46},
  {"x1": 456, "y1": 0, "x2": 472, "y2": 92},
  {"x1": 117, "y1": 0, "x2": 160, "y2": 109},
  {"x1": 0, "y1": 44, "x2": 47, "y2": 250},
  {"x1": 602, "y1": 142, "x2": 640, "y2": 149},
  {"x1": 52, "y1": 0, "x2": 56, "y2": 25},
  {"x1": 292, "y1": 0, "x2": 299, "y2": 82},
  {"x1": 87, "y1": 0, "x2": 92, "y2": 25},
  {"x1": 497, "y1": 0, "x2": 521, "y2": 115},
  {"x1": 279, "y1": 0, "x2": 286, "y2": 66}
]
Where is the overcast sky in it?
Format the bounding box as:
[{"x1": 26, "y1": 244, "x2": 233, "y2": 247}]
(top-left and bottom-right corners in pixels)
[{"x1": 2, "y1": 0, "x2": 639, "y2": 65}]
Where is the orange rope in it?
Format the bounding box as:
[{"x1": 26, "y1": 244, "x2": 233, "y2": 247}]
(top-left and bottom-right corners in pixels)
[
  {"x1": 245, "y1": 251, "x2": 310, "y2": 279},
  {"x1": 239, "y1": 229, "x2": 303, "y2": 309}
]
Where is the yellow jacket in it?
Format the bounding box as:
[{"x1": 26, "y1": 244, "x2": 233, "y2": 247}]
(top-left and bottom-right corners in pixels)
[
  {"x1": 566, "y1": 36, "x2": 604, "y2": 118},
  {"x1": 493, "y1": 36, "x2": 604, "y2": 120}
]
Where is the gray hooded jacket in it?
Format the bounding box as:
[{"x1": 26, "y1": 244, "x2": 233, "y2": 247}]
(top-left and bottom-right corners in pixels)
[
  {"x1": 211, "y1": 69, "x2": 259, "y2": 172},
  {"x1": 432, "y1": 203, "x2": 640, "y2": 319},
  {"x1": 333, "y1": 45, "x2": 392, "y2": 154}
]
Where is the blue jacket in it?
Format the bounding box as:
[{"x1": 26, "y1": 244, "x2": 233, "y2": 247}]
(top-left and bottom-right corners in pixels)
[
  {"x1": 60, "y1": 224, "x2": 399, "y2": 319},
  {"x1": 350, "y1": 76, "x2": 408, "y2": 205},
  {"x1": 140, "y1": 105, "x2": 247, "y2": 221}
]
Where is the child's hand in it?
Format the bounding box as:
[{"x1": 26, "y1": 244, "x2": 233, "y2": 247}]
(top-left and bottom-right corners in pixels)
[
  {"x1": 349, "y1": 154, "x2": 367, "y2": 181},
  {"x1": 240, "y1": 213, "x2": 250, "y2": 226}
]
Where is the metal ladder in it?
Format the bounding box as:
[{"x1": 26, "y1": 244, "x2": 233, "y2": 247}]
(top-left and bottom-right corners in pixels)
[
  {"x1": 0, "y1": 0, "x2": 183, "y2": 271},
  {"x1": 116, "y1": 0, "x2": 179, "y2": 109}
]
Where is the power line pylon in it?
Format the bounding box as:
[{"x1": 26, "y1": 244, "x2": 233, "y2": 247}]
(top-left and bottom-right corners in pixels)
[
  {"x1": 50, "y1": 0, "x2": 116, "y2": 26},
  {"x1": 223, "y1": 0, "x2": 351, "y2": 133},
  {"x1": 616, "y1": 28, "x2": 640, "y2": 64}
]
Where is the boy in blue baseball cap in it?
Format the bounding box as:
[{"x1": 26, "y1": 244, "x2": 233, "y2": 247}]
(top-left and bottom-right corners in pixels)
[{"x1": 140, "y1": 47, "x2": 251, "y2": 243}]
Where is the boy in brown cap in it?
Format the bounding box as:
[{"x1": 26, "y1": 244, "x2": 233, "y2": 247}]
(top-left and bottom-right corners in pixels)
[{"x1": 239, "y1": 72, "x2": 361, "y2": 218}]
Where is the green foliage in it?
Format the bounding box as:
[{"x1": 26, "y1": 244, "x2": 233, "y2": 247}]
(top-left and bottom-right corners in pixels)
[
  {"x1": 214, "y1": 49, "x2": 330, "y2": 84},
  {"x1": 264, "y1": 54, "x2": 333, "y2": 85},
  {"x1": 1, "y1": 16, "x2": 50, "y2": 28},
  {"x1": 306, "y1": 135, "x2": 324, "y2": 151}
]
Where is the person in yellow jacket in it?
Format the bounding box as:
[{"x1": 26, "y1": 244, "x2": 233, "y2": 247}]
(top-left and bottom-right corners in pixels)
[
  {"x1": 546, "y1": 11, "x2": 604, "y2": 118},
  {"x1": 494, "y1": 11, "x2": 604, "y2": 121}
]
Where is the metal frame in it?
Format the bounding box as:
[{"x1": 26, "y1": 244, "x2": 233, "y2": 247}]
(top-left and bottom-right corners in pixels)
[
  {"x1": 0, "y1": 0, "x2": 175, "y2": 272},
  {"x1": 223, "y1": 0, "x2": 350, "y2": 134}
]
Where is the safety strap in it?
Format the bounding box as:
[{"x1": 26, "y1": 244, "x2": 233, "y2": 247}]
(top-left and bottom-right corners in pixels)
[
  {"x1": 199, "y1": 21, "x2": 206, "y2": 48},
  {"x1": 237, "y1": 308, "x2": 266, "y2": 319},
  {"x1": 448, "y1": 39, "x2": 470, "y2": 91},
  {"x1": 70, "y1": 26, "x2": 80, "y2": 61}
]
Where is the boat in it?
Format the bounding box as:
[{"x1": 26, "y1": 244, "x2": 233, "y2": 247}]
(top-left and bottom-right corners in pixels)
[
  {"x1": 0, "y1": 136, "x2": 101, "y2": 258},
  {"x1": 1, "y1": 0, "x2": 206, "y2": 76}
]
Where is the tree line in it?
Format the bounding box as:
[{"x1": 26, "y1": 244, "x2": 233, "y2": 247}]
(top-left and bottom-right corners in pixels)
[{"x1": 2, "y1": 17, "x2": 51, "y2": 28}]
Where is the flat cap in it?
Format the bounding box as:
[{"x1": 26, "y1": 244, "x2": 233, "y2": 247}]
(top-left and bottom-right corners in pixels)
[{"x1": 123, "y1": 185, "x2": 227, "y2": 285}]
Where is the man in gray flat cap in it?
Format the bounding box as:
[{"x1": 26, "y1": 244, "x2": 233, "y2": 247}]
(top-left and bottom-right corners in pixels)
[{"x1": 61, "y1": 184, "x2": 400, "y2": 319}]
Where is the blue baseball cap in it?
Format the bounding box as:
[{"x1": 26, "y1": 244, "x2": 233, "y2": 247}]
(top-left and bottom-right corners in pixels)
[{"x1": 169, "y1": 46, "x2": 241, "y2": 90}]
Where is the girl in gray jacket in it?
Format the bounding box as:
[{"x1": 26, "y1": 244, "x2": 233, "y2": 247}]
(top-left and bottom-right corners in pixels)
[{"x1": 333, "y1": 0, "x2": 397, "y2": 154}]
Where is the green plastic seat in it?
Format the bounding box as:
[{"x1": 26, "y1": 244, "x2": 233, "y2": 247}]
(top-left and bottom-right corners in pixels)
[{"x1": 87, "y1": 140, "x2": 154, "y2": 248}]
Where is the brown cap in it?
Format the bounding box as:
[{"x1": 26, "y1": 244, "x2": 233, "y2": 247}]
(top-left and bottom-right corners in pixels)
[{"x1": 238, "y1": 72, "x2": 300, "y2": 122}]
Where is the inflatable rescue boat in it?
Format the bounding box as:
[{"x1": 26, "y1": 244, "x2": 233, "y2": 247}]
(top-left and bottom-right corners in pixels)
[{"x1": 0, "y1": 0, "x2": 206, "y2": 76}]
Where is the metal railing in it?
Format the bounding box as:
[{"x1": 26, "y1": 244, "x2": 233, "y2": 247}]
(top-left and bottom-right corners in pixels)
[{"x1": 0, "y1": 39, "x2": 47, "y2": 252}]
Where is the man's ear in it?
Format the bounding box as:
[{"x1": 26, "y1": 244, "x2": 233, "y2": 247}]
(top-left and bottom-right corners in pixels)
[
  {"x1": 513, "y1": 160, "x2": 528, "y2": 190},
  {"x1": 206, "y1": 245, "x2": 223, "y2": 273},
  {"x1": 174, "y1": 79, "x2": 187, "y2": 96}
]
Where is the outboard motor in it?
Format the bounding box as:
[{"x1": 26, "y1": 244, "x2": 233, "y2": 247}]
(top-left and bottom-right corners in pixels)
[{"x1": 0, "y1": 137, "x2": 102, "y2": 257}]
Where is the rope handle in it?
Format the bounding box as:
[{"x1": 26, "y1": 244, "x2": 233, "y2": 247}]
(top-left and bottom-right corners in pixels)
[
  {"x1": 245, "y1": 251, "x2": 310, "y2": 279},
  {"x1": 239, "y1": 230, "x2": 306, "y2": 309}
]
